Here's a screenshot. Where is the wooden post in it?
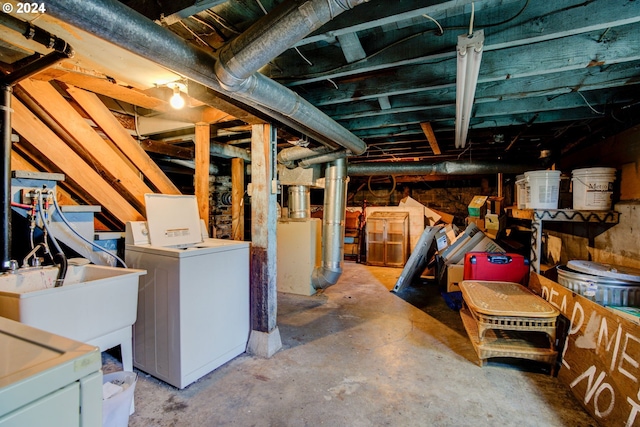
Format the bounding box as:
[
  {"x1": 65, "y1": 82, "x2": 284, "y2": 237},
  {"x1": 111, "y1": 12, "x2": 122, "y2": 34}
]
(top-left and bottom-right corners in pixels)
[
  {"x1": 194, "y1": 123, "x2": 210, "y2": 231},
  {"x1": 232, "y1": 158, "x2": 245, "y2": 241},
  {"x1": 247, "y1": 123, "x2": 281, "y2": 357}
]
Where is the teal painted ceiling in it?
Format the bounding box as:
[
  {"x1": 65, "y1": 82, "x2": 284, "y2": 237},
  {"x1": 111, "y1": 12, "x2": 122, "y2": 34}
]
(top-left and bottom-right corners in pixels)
[
  {"x1": 3, "y1": 0, "x2": 640, "y2": 172},
  {"x1": 125, "y1": 0, "x2": 640, "y2": 168}
]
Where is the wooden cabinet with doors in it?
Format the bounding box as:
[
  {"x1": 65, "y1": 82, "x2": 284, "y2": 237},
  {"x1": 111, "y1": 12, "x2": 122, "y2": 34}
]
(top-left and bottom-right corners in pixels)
[{"x1": 366, "y1": 211, "x2": 409, "y2": 267}]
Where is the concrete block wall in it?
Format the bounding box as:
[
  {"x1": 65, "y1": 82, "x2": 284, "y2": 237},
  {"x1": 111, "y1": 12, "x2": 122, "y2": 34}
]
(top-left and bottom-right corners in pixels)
[{"x1": 348, "y1": 179, "x2": 500, "y2": 226}]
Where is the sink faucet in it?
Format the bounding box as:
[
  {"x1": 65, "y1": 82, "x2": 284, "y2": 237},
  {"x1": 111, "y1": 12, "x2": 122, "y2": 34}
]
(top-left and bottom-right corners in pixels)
[{"x1": 22, "y1": 243, "x2": 46, "y2": 268}]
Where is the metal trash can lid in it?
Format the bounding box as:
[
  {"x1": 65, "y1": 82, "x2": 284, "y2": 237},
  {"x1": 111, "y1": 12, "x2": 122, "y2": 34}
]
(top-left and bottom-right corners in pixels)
[{"x1": 566, "y1": 260, "x2": 640, "y2": 283}]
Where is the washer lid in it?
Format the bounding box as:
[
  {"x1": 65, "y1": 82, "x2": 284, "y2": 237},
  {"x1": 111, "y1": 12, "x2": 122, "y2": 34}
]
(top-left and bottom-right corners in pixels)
[
  {"x1": 567, "y1": 260, "x2": 640, "y2": 283},
  {"x1": 144, "y1": 194, "x2": 203, "y2": 247}
]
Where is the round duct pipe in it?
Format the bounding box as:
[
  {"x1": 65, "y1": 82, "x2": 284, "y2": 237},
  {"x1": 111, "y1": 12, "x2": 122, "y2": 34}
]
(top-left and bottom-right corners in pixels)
[
  {"x1": 347, "y1": 161, "x2": 532, "y2": 176},
  {"x1": 289, "y1": 185, "x2": 311, "y2": 218},
  {"x1": 288, "y1": 185, "x2": 310, "y2": 219}
]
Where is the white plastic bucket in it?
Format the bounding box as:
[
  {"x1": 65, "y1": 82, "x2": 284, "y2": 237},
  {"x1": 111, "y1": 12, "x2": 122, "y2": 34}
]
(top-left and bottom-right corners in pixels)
[
  {"x1": 524, "y1": 170, "x2": 561, "y2": 209},
  {"x1": 515, "y1": 174, "x2": 527, "y2": 209},
  {"x1": 103, "y1": 371, "x2": 137, "y2": 427},
  {"x1": 572, "y1": 167, "x2": 616, "y2": 210}
]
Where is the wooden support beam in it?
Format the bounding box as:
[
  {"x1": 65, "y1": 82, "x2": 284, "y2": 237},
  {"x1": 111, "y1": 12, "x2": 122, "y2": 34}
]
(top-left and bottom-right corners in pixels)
[
  {"x1": 11, "y1": 97, "x2": 144, "y2": 224},
  {"x1": 151, "y1": 106, "x2": 234, "y2": 125},
  {"x1": 35, "y1": 70, "x2": 169, "y2": 111},
  {"x1": 66, "y1": 86, "x2": 180, "y2": 195},
  {"x1": 194, "y1": 123, "x2": 210, "y2": 231},
  {"x1": 231, "y1": 158, "x2": 245, "y2": 241},
  {"x1": 139, "y1": 139, "x2": 194, "y2": 160},
  {"x1": 248, "y1": 124, "x2": 281, "y2": 356},
  {"x1": 420, "y1": 122, "x2": 441, "y2": 155},
  {"x1": 18, "y1": 79, "x2": 153, "y2": 208}
]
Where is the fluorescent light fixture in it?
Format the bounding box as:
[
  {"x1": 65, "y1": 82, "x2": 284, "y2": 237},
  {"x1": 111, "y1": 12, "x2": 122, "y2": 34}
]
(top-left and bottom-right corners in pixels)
[
  {"x1": 455, "y1": 29, "x2": 484, "y2": 149},
  {"x1": 169, "y1": 84, "x2": 185, "y2": 109}
]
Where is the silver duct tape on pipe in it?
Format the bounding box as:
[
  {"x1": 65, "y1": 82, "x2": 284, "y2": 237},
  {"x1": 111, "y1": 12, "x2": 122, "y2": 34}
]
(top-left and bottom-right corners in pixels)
[
  {"x1": 347, "y1": 161, "x2": 532, "y2": 176},
  {"x1": 298, "y1": 150, "x2": 349, "y2": 168},
  {"x1": 288, "y1": 185, "x2": 310, "y2": 219},
  {"x1": 46, "y1": 0, "x2": 367, "y2": 156},
  {"x1": 312, "y1": 158, "x2": 348, "y2": 290},
  {"x1": 216, "y1": 0, "x2": 370, "y2": 83}
]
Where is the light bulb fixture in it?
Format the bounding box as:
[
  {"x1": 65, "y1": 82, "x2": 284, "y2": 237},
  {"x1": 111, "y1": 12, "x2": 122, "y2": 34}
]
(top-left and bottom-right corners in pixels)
[
  {"x1": 169, "y1": 84, "x2": 185, "y2": 109},
  {"x1": 455, "y1": 29, "x2": 484, "y2": 149}
]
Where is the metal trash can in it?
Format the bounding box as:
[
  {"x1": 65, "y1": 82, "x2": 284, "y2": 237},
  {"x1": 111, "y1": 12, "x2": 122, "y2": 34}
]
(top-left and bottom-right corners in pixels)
[{"x1": 103, "y1": 371, "x2": 137, "y2": 427}]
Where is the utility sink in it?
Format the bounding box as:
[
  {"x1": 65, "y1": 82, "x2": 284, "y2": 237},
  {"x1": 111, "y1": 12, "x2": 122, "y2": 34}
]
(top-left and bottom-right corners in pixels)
[{"x1": 0, "y1": 263, "x2": 146, "y2": 372}]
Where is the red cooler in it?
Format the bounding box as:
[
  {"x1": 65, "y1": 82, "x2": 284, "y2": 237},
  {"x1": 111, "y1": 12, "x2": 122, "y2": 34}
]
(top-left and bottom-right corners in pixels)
[{"x1": 463, "y1": 252, "x2": 529, "y2": 285}]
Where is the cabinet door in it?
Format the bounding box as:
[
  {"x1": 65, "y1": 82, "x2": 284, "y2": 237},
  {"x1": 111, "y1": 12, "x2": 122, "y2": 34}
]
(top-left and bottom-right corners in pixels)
[{"x1": 0, "y1": 382, "x2": 80, "y2": 427}]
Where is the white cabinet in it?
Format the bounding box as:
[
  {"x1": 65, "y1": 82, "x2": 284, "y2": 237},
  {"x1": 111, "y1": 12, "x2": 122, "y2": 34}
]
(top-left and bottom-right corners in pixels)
[{"x1": 0, "y1": 317, "x2": 102, "y2": 427}]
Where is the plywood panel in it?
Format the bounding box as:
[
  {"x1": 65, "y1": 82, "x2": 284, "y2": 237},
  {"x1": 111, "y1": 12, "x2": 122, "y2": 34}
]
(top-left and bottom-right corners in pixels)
[{"x1": 530, "y1": 273, "x2": 640, "y2": 427}]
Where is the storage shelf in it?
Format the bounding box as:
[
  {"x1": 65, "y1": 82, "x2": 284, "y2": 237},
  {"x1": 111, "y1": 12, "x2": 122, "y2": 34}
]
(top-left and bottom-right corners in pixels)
[{"x1": 505, "y1": 207, "x2": 620, "y2": 273}]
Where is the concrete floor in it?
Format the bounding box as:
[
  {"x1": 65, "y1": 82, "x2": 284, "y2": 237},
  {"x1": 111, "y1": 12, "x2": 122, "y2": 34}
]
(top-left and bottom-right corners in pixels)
[{"x1": 104, "y1": 262, "x2": 597, "y2": 426}]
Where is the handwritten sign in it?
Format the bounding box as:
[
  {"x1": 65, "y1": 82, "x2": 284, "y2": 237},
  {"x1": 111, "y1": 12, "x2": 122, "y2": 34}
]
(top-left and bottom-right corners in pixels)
[{"x1": 529, "y1": 273, "x2": 640, "y2": 427}]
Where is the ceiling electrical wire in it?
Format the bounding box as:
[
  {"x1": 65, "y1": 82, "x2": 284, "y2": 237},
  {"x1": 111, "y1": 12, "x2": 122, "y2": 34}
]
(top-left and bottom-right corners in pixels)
[
  {"x1": 422, "y1": 14, "x2": 443, "y2": 36},
  {"x1": 179, "y1": 20, "x2": 210, "y2": 47},
  {"x1": 255, "y1": 0, "x2": 268, "y2": 15},
  {"x1": 204, "y1": 10, "x2": 241, "y2": 35},
  {"x1": 577, "y1": 91, "x2": 605, "y2": 115},
  {"x1": 280, "y1": 0, "x2": 529, "y2": 81},
  {"x1": 294, "y1": 46, "x2": 313, "y2": 66}
]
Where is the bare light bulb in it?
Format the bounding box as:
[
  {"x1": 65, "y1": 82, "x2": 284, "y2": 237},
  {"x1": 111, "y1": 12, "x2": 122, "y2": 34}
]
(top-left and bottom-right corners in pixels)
[{"x1": 170, "y1": 86, "x2": 185, "y2": 109}]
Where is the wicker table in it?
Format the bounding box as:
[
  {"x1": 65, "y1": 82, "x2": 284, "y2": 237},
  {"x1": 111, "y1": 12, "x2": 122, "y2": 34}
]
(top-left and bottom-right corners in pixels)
[{"x1": 459, "y1": 280, "x2": 560, "y2": 367}]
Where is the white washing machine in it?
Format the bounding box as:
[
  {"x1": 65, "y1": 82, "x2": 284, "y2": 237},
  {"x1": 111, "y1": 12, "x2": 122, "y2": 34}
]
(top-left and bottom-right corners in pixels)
[{"x1": 125, "y1": 194, "x2": 250, "y2": 389}]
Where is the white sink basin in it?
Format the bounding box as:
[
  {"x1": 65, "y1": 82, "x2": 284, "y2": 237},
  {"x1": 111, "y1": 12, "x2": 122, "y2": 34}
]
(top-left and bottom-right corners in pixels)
[{"x1": 0, "y1": 264, "x2": 146, "y2": 372}]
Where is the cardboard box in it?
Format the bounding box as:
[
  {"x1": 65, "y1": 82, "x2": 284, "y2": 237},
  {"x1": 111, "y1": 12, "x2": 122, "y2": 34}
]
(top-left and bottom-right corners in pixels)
[
  {"x1": 399, "y1": 196, "x2": 443, "y2": 227},
  {"x1": 487, "y1": 196, "x2": 504, "y2": 215},
  {"x1": 484, "y1": 213, "x2": 505, "y2": 230},
  {"x1": 435, "y1": 224, "x2": 458, "y2": 251},
  {"x1": 467, "y1": 195, "x2": 488, "y2": 218},
  {"x1": 467, "y1": 236, "x2": 505, "y2": 254},
  {"x1": 429, "y1": 208, "x2": 454, "y2": 224},
  {"x1": 447, "y1": 264, "x2": 464, "y2": 292},
  {"x1": 465, "y1": 216, "x2": 485, "y2": 231}
]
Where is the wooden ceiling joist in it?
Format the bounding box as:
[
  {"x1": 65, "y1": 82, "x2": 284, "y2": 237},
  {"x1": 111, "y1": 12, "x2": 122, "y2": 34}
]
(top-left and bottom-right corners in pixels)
[
  {"x1": 420, "y1": 122, "x2": 441, "y2": 155},
  {"x1": 33, "y1": 69, "x2": 169, "y2": 111},
  {"x1": 66, "y1": 86, "x2": 181, "y2": 195},
  {"x1": 11, "y1": 97, "x2": 144, "y2": 224},
  {"x1": 17, "y1": 78, "x2": 154, "y2": 209},
  {"x1": 150, "y1": 105, "x2": 234, "y2": 125},
  {"x1": 139, "y1": 139, "x2": 194, "y2": 160}
]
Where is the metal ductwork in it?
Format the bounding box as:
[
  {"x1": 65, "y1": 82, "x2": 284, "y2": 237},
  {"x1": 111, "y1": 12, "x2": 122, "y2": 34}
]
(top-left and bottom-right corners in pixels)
[
  {"x1": 347, "y1": 161, "x2": 532, "y2": 176},
  {"x1": 278, "y1": 146, "x2": 333, "y2": 167},
  {"x1": 298, "y1": 150, "x2": 349, "y2": 169},
  {"x1": 312, "y1": 158, "x2": 348, "y2": 290},
  {"x1": 46, "y1": 0, "x2": 368, "y2": 156},
  {"x1": 287, "y1": 185, "x2": 310, "y2": 219},
  {"x1": 0, "y1": 16, "x2": 74, "y2": 271}
]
